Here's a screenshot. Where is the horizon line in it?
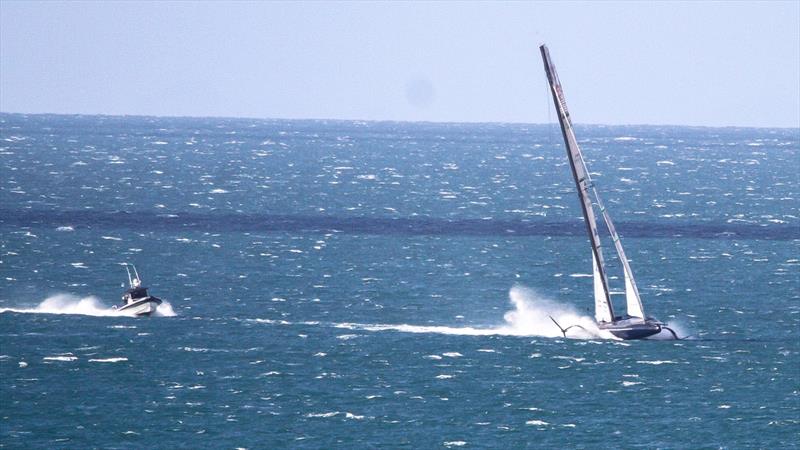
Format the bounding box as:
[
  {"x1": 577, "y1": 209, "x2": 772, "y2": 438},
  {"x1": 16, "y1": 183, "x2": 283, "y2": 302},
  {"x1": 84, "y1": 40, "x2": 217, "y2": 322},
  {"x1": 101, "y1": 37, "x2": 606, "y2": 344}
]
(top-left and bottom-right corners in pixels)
[{"x1": 1, "y1": 110, "x2": 798, "y2": 131}]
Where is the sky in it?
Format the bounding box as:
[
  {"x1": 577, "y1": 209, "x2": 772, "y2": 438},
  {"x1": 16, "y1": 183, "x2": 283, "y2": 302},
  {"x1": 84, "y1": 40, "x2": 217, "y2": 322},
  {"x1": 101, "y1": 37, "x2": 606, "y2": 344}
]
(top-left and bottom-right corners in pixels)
[{"x1": 1, "y1": 1, "x2": 798, "y2": 128}]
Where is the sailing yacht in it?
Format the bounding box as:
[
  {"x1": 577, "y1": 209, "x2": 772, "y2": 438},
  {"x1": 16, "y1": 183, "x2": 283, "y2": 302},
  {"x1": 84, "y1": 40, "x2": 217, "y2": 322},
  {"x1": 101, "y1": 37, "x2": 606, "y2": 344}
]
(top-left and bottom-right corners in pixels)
[{"x1": 539, "y1": 44, "x2": 678, "y2": 340}]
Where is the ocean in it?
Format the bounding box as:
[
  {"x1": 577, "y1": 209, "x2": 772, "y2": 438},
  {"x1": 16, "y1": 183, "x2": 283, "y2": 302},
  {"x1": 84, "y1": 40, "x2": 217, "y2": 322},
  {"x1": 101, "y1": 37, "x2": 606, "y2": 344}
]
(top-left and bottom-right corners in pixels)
[{"x1": 1, "y1": 113, "x2": 798, "y2": 448}]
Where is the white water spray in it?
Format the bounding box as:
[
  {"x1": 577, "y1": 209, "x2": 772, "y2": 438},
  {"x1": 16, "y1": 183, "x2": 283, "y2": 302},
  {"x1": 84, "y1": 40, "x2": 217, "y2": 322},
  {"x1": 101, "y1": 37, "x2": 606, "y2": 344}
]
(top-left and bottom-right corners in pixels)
[
  {"x1": 502, "y1": 285, "x2": 604, "y2": 338},
  {"x1": 334, "y1": 285, "x2": 610, "y2": 339},
  {"x1": 152, "y1": 301, "x2": 177, "y2": 317},
  {"x1": 0, "y1": 293, "x2": 176, "y2": 317}
]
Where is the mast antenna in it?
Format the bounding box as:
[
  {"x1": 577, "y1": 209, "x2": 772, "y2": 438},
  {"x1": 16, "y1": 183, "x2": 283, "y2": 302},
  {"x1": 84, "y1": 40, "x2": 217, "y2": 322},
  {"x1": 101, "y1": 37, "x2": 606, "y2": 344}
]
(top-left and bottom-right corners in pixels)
[{"x1": 125, "y1": 264, "x2": 133, "y2": 287}]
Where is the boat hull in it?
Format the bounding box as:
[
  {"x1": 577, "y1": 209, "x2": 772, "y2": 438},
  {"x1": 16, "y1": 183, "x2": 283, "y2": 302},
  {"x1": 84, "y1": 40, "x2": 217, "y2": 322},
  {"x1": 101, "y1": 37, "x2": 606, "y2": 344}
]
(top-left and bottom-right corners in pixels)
[
  {"x1": 116, "y1": 297, "x2": 162, "y2": 316},
  {"x1": 599, "y1": 317, "x2": 662, "y2": 340}
]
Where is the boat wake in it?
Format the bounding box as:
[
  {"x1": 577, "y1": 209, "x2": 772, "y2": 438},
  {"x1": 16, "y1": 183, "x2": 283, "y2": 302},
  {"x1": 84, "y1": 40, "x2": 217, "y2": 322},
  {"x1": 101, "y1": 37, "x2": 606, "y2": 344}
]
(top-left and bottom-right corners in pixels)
[
  {"x1": 335, "y1": 285, "x2": 612, "y2": 339},
  {"x1": 327, "y1": 286, "x2": 692, "y2": 340},
  {"x1": 0, "y1": 293, "x2": 176, "y2": 317}
]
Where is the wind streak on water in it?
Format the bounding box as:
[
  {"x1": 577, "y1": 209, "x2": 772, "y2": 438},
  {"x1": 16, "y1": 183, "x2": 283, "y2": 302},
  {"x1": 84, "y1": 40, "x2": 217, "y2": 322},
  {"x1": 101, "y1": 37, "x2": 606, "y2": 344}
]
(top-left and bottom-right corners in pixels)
[{"x1": 2, "y1": 210, "x2": 797, "y2": 240}]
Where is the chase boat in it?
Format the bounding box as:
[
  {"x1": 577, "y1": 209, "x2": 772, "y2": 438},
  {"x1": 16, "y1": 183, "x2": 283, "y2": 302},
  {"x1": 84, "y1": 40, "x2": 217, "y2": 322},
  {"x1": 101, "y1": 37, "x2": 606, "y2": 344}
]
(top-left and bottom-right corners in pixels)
[{"x1": 115, "y1": 264, "x2": 162, "y2": 316}]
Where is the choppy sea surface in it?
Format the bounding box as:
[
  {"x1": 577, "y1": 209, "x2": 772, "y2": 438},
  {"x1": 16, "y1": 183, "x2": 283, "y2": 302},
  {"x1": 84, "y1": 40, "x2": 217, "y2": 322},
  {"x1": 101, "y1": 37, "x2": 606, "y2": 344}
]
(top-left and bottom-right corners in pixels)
[{"x1": 1, "y1": 113, "x2": 798, "y2": 448}]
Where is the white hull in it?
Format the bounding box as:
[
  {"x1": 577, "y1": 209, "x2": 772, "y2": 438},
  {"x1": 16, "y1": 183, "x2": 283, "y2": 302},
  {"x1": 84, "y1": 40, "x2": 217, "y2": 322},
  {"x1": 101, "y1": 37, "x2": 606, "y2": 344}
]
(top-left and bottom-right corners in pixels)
[{"x1": 116, "y1": 297, "x2": 161, "y2": 316}]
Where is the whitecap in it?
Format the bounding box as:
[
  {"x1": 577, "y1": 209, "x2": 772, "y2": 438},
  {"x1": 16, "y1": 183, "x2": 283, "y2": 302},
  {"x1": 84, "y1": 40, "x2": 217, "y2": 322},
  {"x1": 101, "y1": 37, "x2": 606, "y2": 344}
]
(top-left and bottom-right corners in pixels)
[
  {"x1": 306, "y1": 412, "x2": 340, "y2": 418},
  {"x1": 526, "y1": 420, "x2": 549, "y2": 426},
  {"x1": 43, "y1": 356, "x2": 78, "y2": 362},
  {"x1": 88, "y1": 357, "x2": 128, "y2": 363}
]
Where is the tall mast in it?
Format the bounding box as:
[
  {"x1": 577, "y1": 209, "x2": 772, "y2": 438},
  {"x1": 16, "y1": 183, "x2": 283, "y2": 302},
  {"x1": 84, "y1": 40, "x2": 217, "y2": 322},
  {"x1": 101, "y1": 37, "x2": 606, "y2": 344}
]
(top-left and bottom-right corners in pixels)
[{"x1": 539, "y1": 44, "x2": 615, "y2": 322}]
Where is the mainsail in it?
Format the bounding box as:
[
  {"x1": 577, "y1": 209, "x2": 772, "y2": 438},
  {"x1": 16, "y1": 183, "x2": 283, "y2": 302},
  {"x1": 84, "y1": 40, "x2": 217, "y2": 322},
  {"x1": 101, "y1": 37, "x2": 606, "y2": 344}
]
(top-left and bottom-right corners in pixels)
[{"x1": 539, "y1": 44, "x2": 645, "y2": 321}]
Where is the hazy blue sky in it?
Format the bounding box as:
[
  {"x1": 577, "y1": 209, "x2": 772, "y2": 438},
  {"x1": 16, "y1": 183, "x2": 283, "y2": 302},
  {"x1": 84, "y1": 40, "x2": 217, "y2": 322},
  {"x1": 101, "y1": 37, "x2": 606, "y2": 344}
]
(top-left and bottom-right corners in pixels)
[{"x1": 1, "y1": 1, "x2": 798, "y2": 127}]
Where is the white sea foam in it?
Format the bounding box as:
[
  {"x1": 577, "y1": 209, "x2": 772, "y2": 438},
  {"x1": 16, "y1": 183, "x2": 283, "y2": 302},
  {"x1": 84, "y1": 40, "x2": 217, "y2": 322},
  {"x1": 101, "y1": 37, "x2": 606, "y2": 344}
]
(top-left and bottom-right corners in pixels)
[
  {"x1": 88, "y1": 357, "x2": 128, "y2": 363},
  {"x1": 0, "y1": 293, "x2": 177, "y2": 318}
]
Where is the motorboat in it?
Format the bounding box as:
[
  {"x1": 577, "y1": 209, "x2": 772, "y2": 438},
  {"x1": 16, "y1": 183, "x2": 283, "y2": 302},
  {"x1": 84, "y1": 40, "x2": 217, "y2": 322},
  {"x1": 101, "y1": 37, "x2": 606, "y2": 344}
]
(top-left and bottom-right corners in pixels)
[{"x1": 115, "y1": 264, "x2": 162, "y2": 316}]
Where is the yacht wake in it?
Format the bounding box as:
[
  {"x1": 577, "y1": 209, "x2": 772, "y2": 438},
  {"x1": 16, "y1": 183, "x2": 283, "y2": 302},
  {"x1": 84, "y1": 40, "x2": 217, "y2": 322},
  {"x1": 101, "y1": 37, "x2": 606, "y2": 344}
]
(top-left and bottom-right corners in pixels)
[{"x1": 335, "y1": 285, "x2": 610, "y2": 339}]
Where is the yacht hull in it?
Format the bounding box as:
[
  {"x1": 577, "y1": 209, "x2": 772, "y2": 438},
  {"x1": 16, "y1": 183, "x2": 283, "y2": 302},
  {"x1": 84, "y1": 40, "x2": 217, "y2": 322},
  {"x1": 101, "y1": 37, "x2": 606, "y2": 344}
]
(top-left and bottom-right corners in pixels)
[{"x1": 599, "y1": 318, "x2": 662, "y2": 340}]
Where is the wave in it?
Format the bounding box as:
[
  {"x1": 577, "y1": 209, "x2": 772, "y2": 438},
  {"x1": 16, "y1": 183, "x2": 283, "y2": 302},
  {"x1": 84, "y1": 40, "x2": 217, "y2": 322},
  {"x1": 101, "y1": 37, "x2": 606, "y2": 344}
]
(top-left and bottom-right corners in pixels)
[{"x1": 0, "y1": 293, "x2": 176, "y2": 318}]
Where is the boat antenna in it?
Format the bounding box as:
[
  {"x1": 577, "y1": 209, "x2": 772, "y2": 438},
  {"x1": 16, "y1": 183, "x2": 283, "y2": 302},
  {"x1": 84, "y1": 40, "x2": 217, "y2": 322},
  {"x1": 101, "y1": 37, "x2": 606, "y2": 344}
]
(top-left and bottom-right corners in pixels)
[
  {"x1": 125, "y1": 264, "x2": 134, "y2": 287},
  {"x1": 132, "y1": 265, "x2": 141, "y2": 286}
]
